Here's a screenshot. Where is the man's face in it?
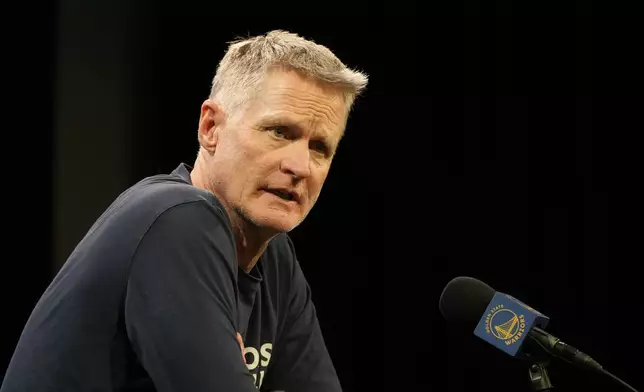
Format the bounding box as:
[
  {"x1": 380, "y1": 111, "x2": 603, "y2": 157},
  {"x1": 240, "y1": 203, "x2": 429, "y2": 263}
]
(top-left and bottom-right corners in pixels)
[{"x1": 203, "y1": 69, "x2": 348, "y2": 232}]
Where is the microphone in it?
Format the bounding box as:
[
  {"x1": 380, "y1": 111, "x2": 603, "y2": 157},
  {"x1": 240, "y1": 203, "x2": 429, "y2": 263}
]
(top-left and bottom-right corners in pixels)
[
  {"x1": 438, "y1": 276, "x2": 600, "y2": 370},
  {"x1": 439, "y1": 276, "x2": 639, "y2": 392}
]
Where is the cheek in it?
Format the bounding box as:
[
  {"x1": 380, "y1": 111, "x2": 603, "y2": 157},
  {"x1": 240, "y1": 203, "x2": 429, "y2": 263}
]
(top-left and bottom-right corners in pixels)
[
  {"x1": 240, "y1": 155, "x2": 277, "y2": 195},
  {"x1": 220, "y1": 135, "x2": 261, "y2": 176}
]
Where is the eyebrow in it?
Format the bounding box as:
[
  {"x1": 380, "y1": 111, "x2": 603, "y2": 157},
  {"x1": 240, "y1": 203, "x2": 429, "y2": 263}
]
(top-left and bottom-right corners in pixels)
[
  {"x1": 260, "y1": 114, "x2": 338, "y2": 144},
  {"x1": 260, "y1": 115, "x2": 303, "y2": 131}
]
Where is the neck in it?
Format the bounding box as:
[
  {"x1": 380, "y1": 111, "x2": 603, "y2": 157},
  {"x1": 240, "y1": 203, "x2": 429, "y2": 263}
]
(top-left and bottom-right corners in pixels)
[
  {"x1": 190, "y1": 158, "x2": 275, "y2": 273},
  {"x1": 230, "y1": 214, "x2": 275, "y2": 273}
]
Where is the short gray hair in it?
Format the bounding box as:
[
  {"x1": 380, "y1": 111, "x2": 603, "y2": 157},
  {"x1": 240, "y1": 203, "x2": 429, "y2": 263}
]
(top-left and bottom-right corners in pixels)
[{"x1": 209, "y1": 30, "x2": 368, "y2": 117}]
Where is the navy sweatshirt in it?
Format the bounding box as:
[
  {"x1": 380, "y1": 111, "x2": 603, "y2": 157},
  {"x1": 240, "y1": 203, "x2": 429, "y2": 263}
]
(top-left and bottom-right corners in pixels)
[{"x1": 1, "y1": 163, "x2": 341, "y2": 392}]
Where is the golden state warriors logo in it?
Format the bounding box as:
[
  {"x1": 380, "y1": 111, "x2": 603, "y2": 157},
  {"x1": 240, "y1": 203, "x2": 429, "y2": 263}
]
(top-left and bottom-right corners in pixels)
[{"x1": 484, "y1": 304, "x2": 526, "y2": 345}]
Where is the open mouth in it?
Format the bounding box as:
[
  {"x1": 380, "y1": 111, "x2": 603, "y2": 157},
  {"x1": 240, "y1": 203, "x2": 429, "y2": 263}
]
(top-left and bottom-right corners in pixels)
[{"x1": 264, "y1": 188, "x2": 296, "y2": 202}]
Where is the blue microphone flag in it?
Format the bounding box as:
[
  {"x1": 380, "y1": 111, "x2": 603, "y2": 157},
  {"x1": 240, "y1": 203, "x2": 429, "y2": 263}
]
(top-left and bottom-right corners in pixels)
[{"x1": 473, "y1": 292, "x2": 550, "y2": 356}]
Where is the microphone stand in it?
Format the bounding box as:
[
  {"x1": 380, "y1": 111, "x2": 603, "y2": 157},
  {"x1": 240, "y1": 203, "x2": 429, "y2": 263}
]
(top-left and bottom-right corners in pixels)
[{"x1": 528, "y1": 361, "x2": 553, "y2": 392}]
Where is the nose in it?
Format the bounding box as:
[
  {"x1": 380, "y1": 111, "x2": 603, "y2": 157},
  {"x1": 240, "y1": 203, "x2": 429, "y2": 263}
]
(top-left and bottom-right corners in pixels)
[{"x1": 280, "y1": 141, "x2": 311, "y2": 179}]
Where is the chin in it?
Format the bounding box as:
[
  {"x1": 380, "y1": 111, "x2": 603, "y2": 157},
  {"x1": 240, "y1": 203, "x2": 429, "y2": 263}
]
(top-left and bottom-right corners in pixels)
[
  {"x1": 256, "y1": 214, "x2": 302, "y2": 233},
  {"x1": 238, "y1": 206, "x2": 302, "y2": 233}
]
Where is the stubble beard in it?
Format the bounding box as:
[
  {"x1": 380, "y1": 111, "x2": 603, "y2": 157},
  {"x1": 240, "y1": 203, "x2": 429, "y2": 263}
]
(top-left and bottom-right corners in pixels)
[{"x1": 233, "y1": 203, "x2": 302, "y2": 236}]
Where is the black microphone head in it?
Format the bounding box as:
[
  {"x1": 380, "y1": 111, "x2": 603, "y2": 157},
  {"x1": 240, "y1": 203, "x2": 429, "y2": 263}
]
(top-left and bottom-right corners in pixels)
[{"x1": 439, "y1": 276, "x2": 496, "y2": 329}]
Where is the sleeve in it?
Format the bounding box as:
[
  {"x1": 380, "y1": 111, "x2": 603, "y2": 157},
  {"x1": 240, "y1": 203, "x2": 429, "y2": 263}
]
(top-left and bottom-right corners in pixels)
[
  {"x1": 124, "y1": 200, "x2": 258, "y2": 392},
  {"x1": 261, "y1": 258, "x2": 343, "y2": 392}
]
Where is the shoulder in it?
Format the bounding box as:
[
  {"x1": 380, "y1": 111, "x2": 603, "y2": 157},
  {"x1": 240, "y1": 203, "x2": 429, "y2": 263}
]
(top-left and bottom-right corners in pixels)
[
  {"x1": 100, "y1": 167, "x2": 230, "y2": 233},
  {"x1": 122, "y1": 172, "x2": 223, "y2": 217},
  {"x1": 78, "y1": 165, "x2": 234, "y2": 261},
  {"x1": 141, "y1": 198, "x2": 233, "y2": 248},
  {"x1": 128, "y1": 176, "x2": 236, "y2": 256},
  {"x1": 129, "y1": 199, "x2": 238, "y2": 284},
  {"x1": 127, "y1": 191, "x2": 238, "y2": 287}
]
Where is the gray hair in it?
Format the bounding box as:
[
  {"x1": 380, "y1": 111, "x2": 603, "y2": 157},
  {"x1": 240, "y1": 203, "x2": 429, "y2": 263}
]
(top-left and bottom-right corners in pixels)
[{"x1": 209, "y1": 30, "x2": 368, "y2": 118}]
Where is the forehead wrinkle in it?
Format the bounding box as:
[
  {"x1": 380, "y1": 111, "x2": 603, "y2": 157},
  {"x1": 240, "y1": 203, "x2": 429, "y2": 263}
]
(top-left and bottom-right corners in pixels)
[
  {"x1": 264, "y1": 87, "x2": 345, "y2": 127},
  {"x1": 269, "y1": 101, "x2": 344, "y2": 138}
]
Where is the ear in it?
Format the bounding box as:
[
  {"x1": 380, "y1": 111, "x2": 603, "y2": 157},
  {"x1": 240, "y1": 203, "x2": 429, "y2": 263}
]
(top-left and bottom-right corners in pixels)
[{"x1": 198, "y1": 99, "x2": 226, "y2": 154}]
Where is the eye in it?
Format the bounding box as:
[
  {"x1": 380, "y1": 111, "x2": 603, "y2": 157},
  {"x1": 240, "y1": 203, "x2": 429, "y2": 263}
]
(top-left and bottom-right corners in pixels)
[
  {"x1": 269, "y1": 126, "x2": 292, "y2": 140},
  {"x1": 272, "y1": 127, "x2": 286, "y2": 138},
  {"x1": 310, "y1": 140, "x2": 330, "y2": 156}
]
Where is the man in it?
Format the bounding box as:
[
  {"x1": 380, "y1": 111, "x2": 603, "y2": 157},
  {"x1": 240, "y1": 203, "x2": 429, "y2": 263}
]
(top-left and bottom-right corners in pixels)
[{"x1": 1, "y1": 30, "x2": 367, "y2": 391}]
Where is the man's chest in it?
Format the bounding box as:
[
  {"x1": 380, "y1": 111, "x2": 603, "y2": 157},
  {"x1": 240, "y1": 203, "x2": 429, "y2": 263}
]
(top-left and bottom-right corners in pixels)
[{"x1": 238, "y1": 285, "x2": 280, "y2": 389}]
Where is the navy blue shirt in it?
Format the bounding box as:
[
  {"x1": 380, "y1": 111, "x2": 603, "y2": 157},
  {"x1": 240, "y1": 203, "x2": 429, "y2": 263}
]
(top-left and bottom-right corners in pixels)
[{"x1": 1, "y1": 164, "x2": 341, "y2": 392}]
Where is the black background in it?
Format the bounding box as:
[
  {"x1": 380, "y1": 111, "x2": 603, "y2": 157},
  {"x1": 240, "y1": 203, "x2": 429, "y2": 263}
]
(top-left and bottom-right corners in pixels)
[{"x1": 3, "y1": 1, "x2": 642, "y2": 391}]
